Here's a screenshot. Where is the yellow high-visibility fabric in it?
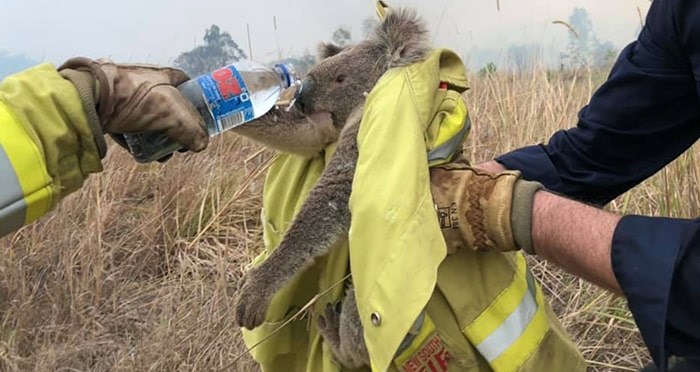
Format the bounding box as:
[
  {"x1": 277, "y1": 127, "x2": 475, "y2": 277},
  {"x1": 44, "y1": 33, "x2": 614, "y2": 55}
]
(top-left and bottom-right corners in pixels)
[
  {"x1": 348, "y1": 48, "x2": 469, "y2": 371},
  {"x1": 242, "y1": 49, "x2": 585, "y2": 371},
  {"x1": 0, "y1": 64, "x2": 102, "y2": 238},
  {"x1": 0, "y1": 101, "x2": 52, "y2": 233}
]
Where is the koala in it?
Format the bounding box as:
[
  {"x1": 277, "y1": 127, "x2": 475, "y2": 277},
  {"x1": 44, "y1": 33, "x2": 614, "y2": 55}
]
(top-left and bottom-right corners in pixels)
[{"x1": 233, "y1": 9, "x2": 431, "y2": 369}]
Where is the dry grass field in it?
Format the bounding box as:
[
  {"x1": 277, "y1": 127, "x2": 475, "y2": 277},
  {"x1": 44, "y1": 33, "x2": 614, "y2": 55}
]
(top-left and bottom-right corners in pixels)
[{"x1": 2, "y1": 66, "x2": 692, "y2": 371}]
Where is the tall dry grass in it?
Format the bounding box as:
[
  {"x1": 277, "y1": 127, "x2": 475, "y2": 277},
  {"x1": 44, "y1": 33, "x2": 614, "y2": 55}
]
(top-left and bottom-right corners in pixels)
[{"x1": 1, "y1": 66, "x2": 695, "y2": 371}]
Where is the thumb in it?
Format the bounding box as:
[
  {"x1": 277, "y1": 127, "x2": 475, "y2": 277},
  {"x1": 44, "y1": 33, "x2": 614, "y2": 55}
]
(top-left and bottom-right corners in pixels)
[
  {"x1": 162, "y1": 67, "x2": 192, "y2": 87},
  {"x1": 157, "y1": 85, "x2": 209, "y2": 152}
]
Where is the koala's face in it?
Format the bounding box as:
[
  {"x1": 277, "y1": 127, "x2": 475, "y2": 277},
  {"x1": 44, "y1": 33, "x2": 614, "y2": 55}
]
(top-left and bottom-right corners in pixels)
[
  {"x1": 296, "y1": 43, "x2": 385, "y2": 128},
  {"x1": 232, "y1": 9, "x2": 430, "y2": 157},
  {"x1": 295, "y1": 9, "x2": 430, "y2": 130}
]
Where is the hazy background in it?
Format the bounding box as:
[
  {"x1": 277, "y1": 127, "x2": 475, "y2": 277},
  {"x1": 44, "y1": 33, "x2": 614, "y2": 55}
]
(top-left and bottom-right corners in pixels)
[{"x1": 0, "y1": 0, "x2": 651, "y2": 78}]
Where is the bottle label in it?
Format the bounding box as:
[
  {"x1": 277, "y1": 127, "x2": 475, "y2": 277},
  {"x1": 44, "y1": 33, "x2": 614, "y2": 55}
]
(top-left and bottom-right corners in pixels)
[{"x1": 195, "y1": 65, "x2": 254, "y2": 133}]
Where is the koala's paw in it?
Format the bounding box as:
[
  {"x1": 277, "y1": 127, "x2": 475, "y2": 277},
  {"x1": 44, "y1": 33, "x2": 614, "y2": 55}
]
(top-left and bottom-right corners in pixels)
[
  {"x1": 318, "y1": 299, "x2": 369, "y2": 369},
  {"x1": 317, "y1": 303, "x2": 342, "y2": 350},
  {"x1": 234, "y1": 270, "x2": 273, "y2": 330}
]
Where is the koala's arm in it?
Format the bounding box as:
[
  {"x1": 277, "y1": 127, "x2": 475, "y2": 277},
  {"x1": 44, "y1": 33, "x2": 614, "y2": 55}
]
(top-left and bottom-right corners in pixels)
[
  {"x1": 247, "y1": 117, "x2": 360, "y2": 294},
  {"x1": 317, "y1": 286, "x2": 370, "y2": 368},
  {"x1": 235, "y1": 107, "x2": 361, "y2": 330},
  {"x1": 232, "y1": 107, "x2": 339, "y2": 157}
]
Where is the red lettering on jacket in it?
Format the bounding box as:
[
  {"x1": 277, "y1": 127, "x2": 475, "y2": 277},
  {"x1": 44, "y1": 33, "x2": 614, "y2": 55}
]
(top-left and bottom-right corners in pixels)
[{"x1": 399, "y1": 334, "x2": 452, "y2": 372}]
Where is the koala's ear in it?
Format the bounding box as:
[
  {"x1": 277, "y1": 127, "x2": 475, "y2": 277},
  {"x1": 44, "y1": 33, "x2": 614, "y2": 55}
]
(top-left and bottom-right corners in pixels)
[
  {"x1": 317, "y1": 43, "x2": 345, "y2": 60},
  {"x1": 373, "y1": 8, "x2": 430, "y2": 68}
]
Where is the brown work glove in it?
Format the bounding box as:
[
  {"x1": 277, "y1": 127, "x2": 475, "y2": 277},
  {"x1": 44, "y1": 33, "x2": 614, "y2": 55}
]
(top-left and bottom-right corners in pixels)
[
  {"x1": 430, "y1": 156, "x2": 543, "y2": 255},
  {"x1": 57, "y1": 57, "x2": 208, "y2": 161}
]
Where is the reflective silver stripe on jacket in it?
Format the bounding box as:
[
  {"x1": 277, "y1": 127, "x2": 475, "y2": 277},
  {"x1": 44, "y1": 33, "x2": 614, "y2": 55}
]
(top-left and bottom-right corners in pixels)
[
  {"x1": 0, "y1": 145, "x2": 26, "y2": 237},
  {"x1": 475, "y1": 271, "x2": 539, "y2": 362},
  {"x1": 427, "y1": 116, "x2": 472, "y2": 164}
]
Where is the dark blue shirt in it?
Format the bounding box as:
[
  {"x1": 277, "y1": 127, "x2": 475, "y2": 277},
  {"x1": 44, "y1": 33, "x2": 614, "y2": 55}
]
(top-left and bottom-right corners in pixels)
[{"x1": 495, "y1": 0, "x2": 700, "y2": 368}]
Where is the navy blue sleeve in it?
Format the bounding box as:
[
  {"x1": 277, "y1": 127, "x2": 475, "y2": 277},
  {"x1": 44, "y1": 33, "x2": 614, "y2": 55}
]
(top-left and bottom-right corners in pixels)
[
  {"x1": 493, "y1": 0, "x2": 700, "y2": 367},
  {"x1": 496, "y1": 0, "x2": 700, "y2": 206},
  {"x1": 612, "y1": 216, "x2": 700, "y2": 366}
]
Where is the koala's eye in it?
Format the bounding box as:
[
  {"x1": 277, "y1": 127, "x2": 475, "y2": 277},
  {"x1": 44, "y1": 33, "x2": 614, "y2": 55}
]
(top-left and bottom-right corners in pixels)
[{"x1": 335, "y1": 75, "x2": 347, "y2": 83}]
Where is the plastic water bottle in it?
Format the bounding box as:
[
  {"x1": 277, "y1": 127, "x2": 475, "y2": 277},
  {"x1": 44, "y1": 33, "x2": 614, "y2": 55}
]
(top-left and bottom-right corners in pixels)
[{"x1": 123, "y1": 60, "x2": 301, "y2": 163}]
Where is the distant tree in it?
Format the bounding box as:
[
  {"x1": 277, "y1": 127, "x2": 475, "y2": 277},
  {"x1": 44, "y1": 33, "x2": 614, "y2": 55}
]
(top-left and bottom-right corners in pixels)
[
  {"x1": 507, "y1": 44, "x2": 531, "y2": 72},
  {"x1": 361, "y1": 18, "x2": 379, "y2": 38},
  {"x1": 0, "y1": 51, "x2": 38, "y2": 79},
  {"x1": 594, "y1": 41, "x2": 617, "y2": 69},
  {"x1": 274, "y1": 51, "x2": 317, "y2": 77},
  {"x1": 561, "y1": 7, "x2": 597, "y2": 69},
  {"x1": 478, "y1": 62, "x2": 498, "y2": 77},
  {"x1": 174, "y1": 25, "x2": 247, "y2": 76},
  {"x1": 561, "y1": 7, "x2": 618, "y2": 70},
  {"x1": 507, "y1": 43, "x2": 544, "y2": 72},
  {"x1": 331, "y1": 27, "x2": 352, "y2": 47}
]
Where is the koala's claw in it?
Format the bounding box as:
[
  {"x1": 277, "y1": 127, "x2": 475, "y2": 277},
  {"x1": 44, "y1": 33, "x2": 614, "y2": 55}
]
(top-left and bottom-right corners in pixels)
[
  {"x1": 317, "y1": 300, "x2": 369, "y2": 369},
  {"x1": 234, "y1": 273, "x2": 272, "y2": 330},
  {"x1": 317, "y1": 303, "x2": 343, "y2": 362},
  {"x1": 317, "y1": 303, "x2": 342, "y2": 345}
]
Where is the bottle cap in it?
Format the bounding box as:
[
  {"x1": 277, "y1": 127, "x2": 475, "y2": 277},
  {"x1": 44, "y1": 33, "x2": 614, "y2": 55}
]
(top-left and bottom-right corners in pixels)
[
  {"x1": 274, "y1": 63, "x2": 303, "y2": 111},
  {"x1": 274, "y1": 63, "x2": 298, "y2": 89}
]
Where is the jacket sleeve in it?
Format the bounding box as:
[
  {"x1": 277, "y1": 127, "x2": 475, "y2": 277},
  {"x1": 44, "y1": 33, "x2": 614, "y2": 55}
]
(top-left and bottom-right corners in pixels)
[
  {"x1": 0, "y1": 63, "x2": 103, "y2": 238},
  {"x1": 494, "y1": 0, "x2": 700, "y2": 367},
  {"x1": 612, "y1": 215, "x2": 700, "y2": 367},
  {"x1": 495, "y1": 0, "x2": 700, "y2": 206}
]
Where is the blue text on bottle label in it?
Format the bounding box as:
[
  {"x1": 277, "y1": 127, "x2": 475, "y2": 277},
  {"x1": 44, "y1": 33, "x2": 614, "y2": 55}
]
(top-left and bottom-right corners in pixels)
[{"x1": 196, "y1": 65, "x2": 254, "y2": 132}]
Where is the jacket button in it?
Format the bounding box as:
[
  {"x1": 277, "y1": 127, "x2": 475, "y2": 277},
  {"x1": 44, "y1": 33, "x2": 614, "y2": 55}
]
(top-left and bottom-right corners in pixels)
[{"x1": 371, "y1": 312, "x2": 381, "y2": 326}]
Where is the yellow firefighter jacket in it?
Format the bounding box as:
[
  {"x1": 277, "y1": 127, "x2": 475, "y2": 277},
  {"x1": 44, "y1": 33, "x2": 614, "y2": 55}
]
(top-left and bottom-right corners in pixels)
[
  {"x1": 241, "y1": 49, "x2": 586, "y2": 371},
  {"x1": 0, "y1": 63, "x2": 102, "y2": 238}
]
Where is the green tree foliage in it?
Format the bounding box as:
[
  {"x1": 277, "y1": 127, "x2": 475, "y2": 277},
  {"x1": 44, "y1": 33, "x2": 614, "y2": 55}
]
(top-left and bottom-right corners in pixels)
[{"x1": 174, "y1": 25, "x2": 247, "y2": 76}]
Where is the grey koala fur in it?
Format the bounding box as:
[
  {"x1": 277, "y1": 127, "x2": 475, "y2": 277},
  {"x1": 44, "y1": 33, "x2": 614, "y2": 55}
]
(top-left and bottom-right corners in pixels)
[
  {"x1": 233, "y1": 8, "x2": 431, "y2": 369},
  {"x1": 231, "y1": 104, "x2": 338, "y2": 157}
]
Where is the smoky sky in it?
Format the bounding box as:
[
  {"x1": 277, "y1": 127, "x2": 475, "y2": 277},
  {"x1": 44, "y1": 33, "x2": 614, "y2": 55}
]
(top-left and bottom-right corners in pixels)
[{"x1": 0, "y1": 0, "x2": 649, "y2": 67}]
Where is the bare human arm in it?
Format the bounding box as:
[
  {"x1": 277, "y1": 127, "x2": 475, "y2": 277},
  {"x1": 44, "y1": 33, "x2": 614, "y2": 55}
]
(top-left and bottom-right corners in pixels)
[
  {"x1": 473, "y1": 0, "x2": 700, "y2": 363},
  {"x1": 475, "y1": 160, "x2": 623, "y2": 294},
  {"x1": 530, "y1": 191, "x2": 622, "y2": 294}
]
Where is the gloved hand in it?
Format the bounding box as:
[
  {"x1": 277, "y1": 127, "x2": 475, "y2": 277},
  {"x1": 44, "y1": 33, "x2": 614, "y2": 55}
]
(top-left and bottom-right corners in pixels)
[
  {"x1": 57, "y1": 57, "x2": 208, "y2": 161},
  {"x1": 429, "y1": 156, "x2": 543, "y2": 255}
]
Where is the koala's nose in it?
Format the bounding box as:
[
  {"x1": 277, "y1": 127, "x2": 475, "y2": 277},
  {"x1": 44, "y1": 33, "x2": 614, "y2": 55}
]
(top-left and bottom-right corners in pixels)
[{"x1": 295, "y1": 77, "x2": 314, "y2": 114}]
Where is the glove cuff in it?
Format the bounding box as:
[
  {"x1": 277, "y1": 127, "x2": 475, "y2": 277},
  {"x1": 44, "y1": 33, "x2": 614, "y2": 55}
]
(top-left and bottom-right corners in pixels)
[
  {"x1": 480, "y1": 170, "x2": 521, "y2": 252},
  {"x1": 511, "y1": 180, "x2": 543, "y2": 255},
  {"x1": 58, "y1": 57, "x2": 113, "y2": 125},
  {"x1": 59, "y1": 68, "x2": 108, "y2": 158}
]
